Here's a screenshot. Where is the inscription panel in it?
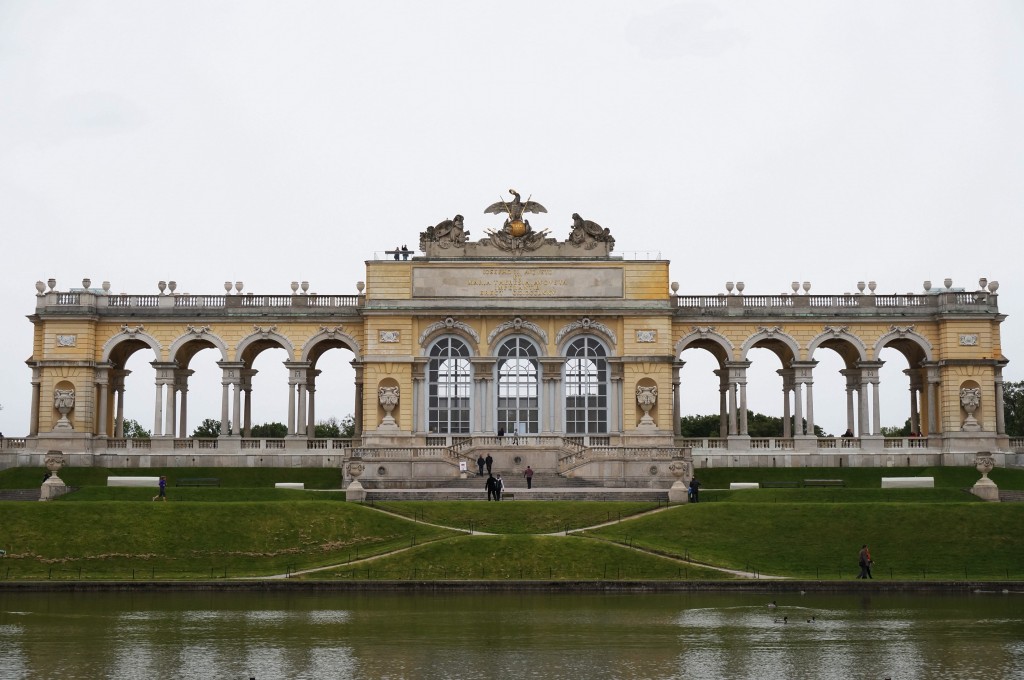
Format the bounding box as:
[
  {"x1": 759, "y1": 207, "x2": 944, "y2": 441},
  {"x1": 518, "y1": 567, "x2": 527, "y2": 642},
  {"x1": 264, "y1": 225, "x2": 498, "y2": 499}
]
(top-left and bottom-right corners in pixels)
[{"x1": 413, "y1": 267, "x2": 624, "y2": 298}]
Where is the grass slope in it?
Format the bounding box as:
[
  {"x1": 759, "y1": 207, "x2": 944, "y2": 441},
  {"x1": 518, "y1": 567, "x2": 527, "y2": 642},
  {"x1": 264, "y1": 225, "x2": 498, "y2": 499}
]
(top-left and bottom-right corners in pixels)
[
  {"x1": 369, "y1": 500, "x2": 664, "y2": 534},
  {"x1": 310, "y1": 534, "x2": 732, "y2": 581},
  {"x1": 584, "y1": 502, "x2": 1024, "y2": 580},
  {"x1": 0, "y1": 501, "x2": 456, "y2": 580}
]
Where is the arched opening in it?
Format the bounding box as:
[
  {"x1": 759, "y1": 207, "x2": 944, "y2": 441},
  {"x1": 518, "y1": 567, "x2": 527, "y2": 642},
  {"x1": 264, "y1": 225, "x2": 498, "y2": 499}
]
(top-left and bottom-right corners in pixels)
[
  {"x1": 306, "y1": 342, "x2": 357, "y2": 438},
  {"x1": 496, "y1": 336, "x2": 540, "y2": 435},
  {"x1": 678, "y1": 347, "x2": 725, "y2": 439},
  {"x1": 428, "y1": 337, "x2": 472, "y2": 434},
  {"x1": 564, "y1": 336, "x2": 608, "y2": 434},
  {"x1": 111, "y1": 341, "x2": 158, "y2": 438}
]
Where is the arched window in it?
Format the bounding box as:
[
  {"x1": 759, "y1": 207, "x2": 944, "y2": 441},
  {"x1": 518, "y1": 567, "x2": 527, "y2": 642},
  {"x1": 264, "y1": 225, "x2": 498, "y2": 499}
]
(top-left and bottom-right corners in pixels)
[
  {"x1": 564, "y1": 337, "x2": 608, "y2": 434},
  {"x1": 497, "y1": 337, "x2": 539, "y2": 434},
  {"x1": 428, "y1": 338, "x2": 472, "y2": 434}
]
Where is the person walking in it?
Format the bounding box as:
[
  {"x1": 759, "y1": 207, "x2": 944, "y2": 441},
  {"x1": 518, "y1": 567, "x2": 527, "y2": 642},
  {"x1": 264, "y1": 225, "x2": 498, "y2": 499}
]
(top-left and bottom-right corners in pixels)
[
  {"x1": 485, "y1": 453, "x2": 493, "y2": 474},
  {"x1": 152, "y1": 475, "x2": 167, "y2": 502},
  {"x1": 495, "y1": 474, "x2": 504, "y2": 501},
  {"x1": 688, "y1": 476, "x2": 701, "y2": 503},
  {"x1": 857, "y1": 544, "x2": 873, "y2": 579},
  {"x1": 524, "y1": 465, "x2": 534, "y2": 489},
  {"x1": 476, "y1": 454, "x2": 486, "y2": 476},
  {"x1": 485, "y1": 473, "x2": 497, "y2": 501}
]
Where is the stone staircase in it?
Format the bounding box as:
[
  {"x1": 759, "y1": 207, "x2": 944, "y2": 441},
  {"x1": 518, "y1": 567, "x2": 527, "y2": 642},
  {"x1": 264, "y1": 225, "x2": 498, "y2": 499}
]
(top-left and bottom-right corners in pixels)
[
  {"x1": 441, "y1": 471, "x2": 603, "y2": 490},
  {"x1": 364, "y1": 487, "x2": 668, "y2": 502},
  {"x1": 998, "y1": 490, "x2": 1024, "y2": 502},
  {"x1": 0, "y1": 489, "x2": 40, "y2": 501}
]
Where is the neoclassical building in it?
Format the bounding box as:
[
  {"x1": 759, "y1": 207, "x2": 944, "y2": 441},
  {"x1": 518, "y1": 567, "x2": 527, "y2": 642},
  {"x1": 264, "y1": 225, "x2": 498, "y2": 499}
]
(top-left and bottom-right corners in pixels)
[{"x1": 5, "y1": 192, "x2": 1015, "y2": 485}]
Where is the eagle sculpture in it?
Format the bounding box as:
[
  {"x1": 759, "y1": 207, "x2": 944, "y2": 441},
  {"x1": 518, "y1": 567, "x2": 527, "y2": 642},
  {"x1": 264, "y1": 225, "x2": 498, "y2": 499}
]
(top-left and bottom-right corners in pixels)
[{"x1": 484, "y1": 189, "x2": 547, "y2": 237}]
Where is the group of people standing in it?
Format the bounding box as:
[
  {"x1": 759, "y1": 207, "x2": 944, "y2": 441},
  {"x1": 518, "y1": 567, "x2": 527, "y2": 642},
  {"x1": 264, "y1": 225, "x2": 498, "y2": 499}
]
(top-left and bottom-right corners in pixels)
[
  {"x1": 392, "y1": 245, "x2": 411, "y2": 260},
  {"x1": 477, "y1": 453, "x2": 535, "y2": 500}
]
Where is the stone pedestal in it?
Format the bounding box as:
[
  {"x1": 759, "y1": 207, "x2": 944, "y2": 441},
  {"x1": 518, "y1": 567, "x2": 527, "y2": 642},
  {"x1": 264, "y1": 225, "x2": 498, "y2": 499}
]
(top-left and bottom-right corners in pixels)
[
  {"x1": 39, "y1": 452, "x2": 69, "y2": 501},
  {"x1": 970, "y1": 454, "x2": 1000, "y2": 502},
  {"x1": 345, "y1": 459, "x2": 367, "y2": 502}
]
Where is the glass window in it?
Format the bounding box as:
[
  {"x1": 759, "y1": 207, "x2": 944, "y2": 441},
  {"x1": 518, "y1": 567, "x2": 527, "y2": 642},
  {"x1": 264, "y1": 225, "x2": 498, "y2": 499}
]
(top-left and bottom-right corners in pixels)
[
  {"x1": 497, "y1": 337, "x2": 539, "y2": 434},
  {"x1": 428, "y1": 338, "x2": 471, "y2": 434},
  {"x1": 564, "y1": 337, "x2": 608, "y2": 434}
]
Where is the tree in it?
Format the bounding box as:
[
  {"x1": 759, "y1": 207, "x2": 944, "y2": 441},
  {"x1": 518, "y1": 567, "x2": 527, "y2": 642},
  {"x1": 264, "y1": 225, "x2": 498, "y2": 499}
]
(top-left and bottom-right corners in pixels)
[
  {"x1": 122, "y1": 418, "x2": 151, "y2": 439},
  {"x1": 680, "y1": 412, "x2": 827, "y2": 437},
  {"x1": 251, "y1": 422, "x2": 288, "y2": 438},
  {"x1": 881, "y1": 418, "x2": 912, "y2": 438},
  {"x1": 192, "y1": 419, "x2": 222, "y2": 438},
  {"x1": 1004, "y1": 380, "x2": 1024, "y2": 436},
  {"x1": 314, "y1": 415, "x2": 356, "y2": 438}
]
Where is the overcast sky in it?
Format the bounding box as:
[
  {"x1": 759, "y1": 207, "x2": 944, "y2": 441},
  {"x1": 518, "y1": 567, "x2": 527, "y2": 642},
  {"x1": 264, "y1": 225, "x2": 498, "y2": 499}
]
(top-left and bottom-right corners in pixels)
[{"x1": 1, "y1": 1, "x2": 1021, "y2": 437}]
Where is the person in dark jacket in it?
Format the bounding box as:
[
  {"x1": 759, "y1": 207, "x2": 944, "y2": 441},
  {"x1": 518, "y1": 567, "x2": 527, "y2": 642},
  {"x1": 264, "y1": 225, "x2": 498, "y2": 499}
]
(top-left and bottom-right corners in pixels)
[
  {"x1": 476, "y1": 454, "x2": 486, "y2": 476},
  {"x1": 485, "y1": 474, "x2": 498, "y2": 501},
  {"x1": 494, "y1": 474, "x2": 504, "y2": 501},
  {"x1": 485, "y1": 453, "x2": 493, "y2": 474},
  {"x1": 688, "y1": 476, "x2": 701, "y2": 503}
]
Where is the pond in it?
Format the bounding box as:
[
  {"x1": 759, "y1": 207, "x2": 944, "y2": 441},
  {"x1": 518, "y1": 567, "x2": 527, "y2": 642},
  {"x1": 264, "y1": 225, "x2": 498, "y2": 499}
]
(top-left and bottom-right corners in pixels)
[{"x1": 1, "y1": 590, "x2": 1022, "y2": 679}]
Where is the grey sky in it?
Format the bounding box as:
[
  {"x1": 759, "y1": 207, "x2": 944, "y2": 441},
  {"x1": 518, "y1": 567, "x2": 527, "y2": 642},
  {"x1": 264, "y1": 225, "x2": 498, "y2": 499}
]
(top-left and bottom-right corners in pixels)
[{"x1": 1, "y1": 1, "x2": 1021, "y2": 437}]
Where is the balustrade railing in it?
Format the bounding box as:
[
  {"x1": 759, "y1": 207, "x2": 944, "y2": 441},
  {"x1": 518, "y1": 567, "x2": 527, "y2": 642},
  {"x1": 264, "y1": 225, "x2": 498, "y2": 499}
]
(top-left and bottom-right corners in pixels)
[
  {"x1": 818, "y1": 437, "x2": 861, "y2": 449},
  {"x1": 678, "y1": 438, "x2": 727, "y2": 449},
  {"x1": 0, "y1": 438, "x2": 26, "y2": 449},
  {"x1": 175, "y1": 295, "x2": 226, "y2": 308}
]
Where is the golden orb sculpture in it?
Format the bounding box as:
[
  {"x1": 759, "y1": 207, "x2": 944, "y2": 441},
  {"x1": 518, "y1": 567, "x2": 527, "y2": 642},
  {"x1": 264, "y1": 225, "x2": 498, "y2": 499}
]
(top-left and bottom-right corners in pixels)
[{"x1": 507, "y1": 220, "x2": 527, "y2": 237}]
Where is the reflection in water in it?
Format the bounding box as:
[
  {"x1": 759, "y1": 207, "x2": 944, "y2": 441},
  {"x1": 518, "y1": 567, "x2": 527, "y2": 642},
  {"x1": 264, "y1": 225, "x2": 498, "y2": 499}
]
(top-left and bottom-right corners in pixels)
[{"x1": 0, "y1": 591, "x2": 1022, "y2": 679}]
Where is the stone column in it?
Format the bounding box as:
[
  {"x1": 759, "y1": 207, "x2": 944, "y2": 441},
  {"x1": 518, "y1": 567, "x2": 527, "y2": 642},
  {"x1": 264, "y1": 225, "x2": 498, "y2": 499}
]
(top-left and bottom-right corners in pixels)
[
  {"x1": 305, "y1": 369, "x2": 320, "y2": 438},
  {"x1": 95, "y1": 366, "x2": 110, "y2": 437},
  {"x1": 841, "y1": 368, "x2": 860, "y2": 435},
  {"x1": 410, "y1": 360, "x2": 424, "y2": 435},
  {"x1": 30, "y1": 368, "x2": 41, "y2": 437},
  {"x1": 241, "y1": 368, "x2": 257, "y2": 437},
  {"x1": 174, "y1": 369, "x2": 193, "y2": 439},
  {"x1": 353, "y1": 361, "x2": 365, "y2": 438},
  {"x1": 217, "y1": 362, "x2": 245, "y2": 436},
  {"x1": 149, "y1": 361, "x2": 179, "y2": 438},
  {"x1": 793, "y1": 380, "x2": 804, "y2": 435},
  {"x1": 925, "y1": 363, "x2": 940, "y2": 436},
  {"x1": 715, "y1": 369, "x2": 728, "y2": 439},
  {"x1": 112, "y1": 369, "x2": 129, "y2": 438},
  {"x1": 470, "y1": 357, "x2": 497, "y2": 435},
  {"x1": 672, "y1": 360, "x2": 684, "y2": 437},
  {"x1": 994, "y1": 366, "x2": 1006, "y2": 435},
  {"x1": 284, "y1": 362, "x2": 310, "y2": 437},
  {"x1": 791, "y1": 361, "x2": 818, "y2": 438},
  {"x1": 153, "y1": 380, "x2": 164, "y2": 437},
  {"x1": 778, "y1": 368, "x2": 794, "y2": 438},
  {"x1": 725, "y1": 361, "x2": 750, "y2": 437},
  {"x1": 906, "y1": 368, "x2": 921, "y2": 434},
  {"x1": 857, "y1": 361, "x2": 884, "y2": 437},
  {"x1": 609, "y1": 358, "x2": 624, "y2": 435}
]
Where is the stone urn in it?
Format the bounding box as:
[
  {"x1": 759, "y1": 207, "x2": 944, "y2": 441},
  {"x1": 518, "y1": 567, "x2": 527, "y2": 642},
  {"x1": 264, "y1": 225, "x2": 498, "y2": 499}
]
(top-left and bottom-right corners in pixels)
[
  {"x1": 971, "y1": 453, "x2": 999, "y2": 502},
  {"x1": 378, "y1": 385, "x2": 400, "y2": 430},
  {"x1": 345, "y1": 459, "x2": 367, "y2": 502},
  {"x1": 636, "y1": 385, "x2": 658, "y2": 428},
  {"x1": 53, "y1": 388, "x2": 75, "y2": 430},
  {"x1": 40, "y1": 452, "x2": 68, "y2": 501},
  {"x1": 667, "y1": 458, "x2": 689, "y2": 504},
  {"x1": 960, "y1": 387, "x2": 981, "y2": 432}
]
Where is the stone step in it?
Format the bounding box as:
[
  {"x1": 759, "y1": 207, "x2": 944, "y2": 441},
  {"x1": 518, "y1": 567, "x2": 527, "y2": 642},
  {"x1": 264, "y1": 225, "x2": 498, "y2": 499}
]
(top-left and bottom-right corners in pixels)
[
  {"x1": 365, "y1": 488, "x2": 669, "y2": 502},
  {"x1": 998, "y1": 490, "x2": 1024, "y2": 502},
  {"x1": 0, "y1": 489, "x2": 41, "y2": 501}
]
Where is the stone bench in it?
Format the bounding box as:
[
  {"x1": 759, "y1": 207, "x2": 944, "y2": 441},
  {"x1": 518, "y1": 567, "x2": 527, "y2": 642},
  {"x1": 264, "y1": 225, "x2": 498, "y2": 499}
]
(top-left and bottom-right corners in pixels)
[
  {"x1": 107, "y1": 476, "x2": 160, "y2": 487},
  {"x1": 275, "y1": 482, "x2": 305, "y2": 490},
  {"x1": 881, "y1": 476, "x2": 934, "y2": 489},
  {"x1": 761, "y1": 480, "x2": 800, "y2": 488},
  {"x1": 729, "y1": 482, "x2": 760, "y2": 490}
]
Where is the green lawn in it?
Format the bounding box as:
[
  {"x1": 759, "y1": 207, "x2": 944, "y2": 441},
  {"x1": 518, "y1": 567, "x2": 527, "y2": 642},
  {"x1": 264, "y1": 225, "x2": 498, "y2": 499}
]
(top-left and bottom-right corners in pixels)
[
  {"x1": 583, "y1": 502, "x2": 1024, "y2": 580},
  {"x1": 0, "y1": 501, "x2": 457, "y2": 580},
  {"x1": 309, "y1": 534, "x2": 732, "y2": 581},
  {"x1": 1, "y1": 465, "x2": 1022, "y2": 582},
  {"x1": 369, "y1": 500, "x2": 664, "y2": 534},
  {"x1": 0, "y1": 466, "x2": 344, "y2": 490}
]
